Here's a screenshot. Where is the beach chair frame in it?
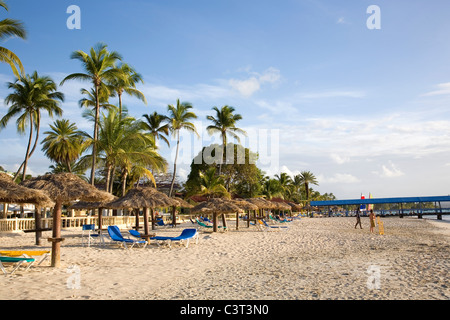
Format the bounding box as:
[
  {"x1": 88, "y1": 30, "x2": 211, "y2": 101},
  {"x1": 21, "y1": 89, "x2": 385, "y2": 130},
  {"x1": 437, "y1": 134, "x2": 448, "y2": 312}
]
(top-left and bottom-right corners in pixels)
[{"x1": 0, "y1": 256, "x2": 36, "y2": 275}]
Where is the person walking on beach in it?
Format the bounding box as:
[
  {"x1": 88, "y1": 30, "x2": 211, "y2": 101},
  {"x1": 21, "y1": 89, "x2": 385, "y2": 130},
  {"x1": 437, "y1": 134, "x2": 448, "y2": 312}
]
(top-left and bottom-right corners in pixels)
[
  {"x1": 369, "y1": 209, "x2": 376, "y2": 234},
  {"x1": 355, "y1": 208, "x2": 362, "y2": 229}
]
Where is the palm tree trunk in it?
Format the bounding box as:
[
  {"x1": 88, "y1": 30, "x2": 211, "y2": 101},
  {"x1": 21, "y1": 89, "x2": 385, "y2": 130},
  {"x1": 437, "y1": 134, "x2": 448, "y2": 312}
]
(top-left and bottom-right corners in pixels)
[
  {"x1": 109, "y1": 166, "x2": 116, "y2": 194},
  {"x1": 105, "y1": 163, "x2": 112, "y2": 193},
  {"x1": 118, "y1": 92, "x2": 123, "y2": 119},
  {"x1": 90, "y1": 84, "x2": 100, "y2": 185},
  {"x1": 122, "y1": 169, "x2": 128, "y2": 197},
  {"x1": 22, "y1": 114, "x2": 34, "y2": 181},
  {"x1": 13, "y1": 114, "x2": 40, "y2": 182},
  {"x1": 169, "y1": 131, "x2": 180, "y2": 197},
  {"x1": 305, "y1": 183, "x2": 310, "y2": 204},
  {"x1": 218, "y1": 133, "x2": 226, "y2": 176}
]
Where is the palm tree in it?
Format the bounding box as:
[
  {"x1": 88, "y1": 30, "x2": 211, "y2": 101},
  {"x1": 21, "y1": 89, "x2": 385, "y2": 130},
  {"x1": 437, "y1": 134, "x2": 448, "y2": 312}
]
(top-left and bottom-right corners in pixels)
[
  {"x1": 95, "y1": 108, "x2": 167, "y2": 195},
  {"x1": 0, "y1": 71, "x2": 64, "y2": 181},
  {"x1": 166, "y1": 99, "x2": 198, "y2": 197},
  {"x1": 206, "y1": 105, "x2": 246, "y2": 175},
  {"x1": 298, "y1": 171, "x2": 319, "y2": 203},
  {"x1": 261, "y1": 177, "x2": 283, "y2": 200},
  {"x1": 275, "y1": 172, "x2": 293, "y2": 199},
  {"x1": 109, "y1": 63, "x2": 146, "y2": 117},
  {"x1": 198, "y1": 167, "x2": 230, "y2": 199},
  {"x1": 141, "y1": 111, "x2": 170, "y2": 148},
  {"x1": 60, "y1": 42, "x2": 123, "y2": 185},
  {"x1": 0, "y1": 1, "x2": 26, "y2": 77},
  {"x1": 41, "y1": 119, "x2": 85, "y2": 173}
]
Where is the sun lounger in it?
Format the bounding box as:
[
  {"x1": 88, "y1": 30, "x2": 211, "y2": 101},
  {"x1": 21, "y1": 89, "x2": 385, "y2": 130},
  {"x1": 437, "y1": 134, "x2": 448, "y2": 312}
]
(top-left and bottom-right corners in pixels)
[
  {"x1": 259, "y1": 219, "x2": 288, "y2": 231},
  {"x1": 201, "y1": 216, "x2": 213, "y2": 223},
  {"x1": 0, "y1": 250, "x2": 50, "y2": 266},
  {"x1": 196, "y1": 218, "x2": 227, "y2": 231},
  {"x1": 0, "y1": 256, "x2": 36, "y2": 275},
  {"x1": 107, "y1": 226, "x2": 147, "y2": 249},
  {"x1": 156, "y1": 218, "x2": 177, "y2": 228},
  {"x1": 82, "y1": 224, "x2": 101, "y2": 247},
  {"x1": 151, "y1": 228, "x2": 199, "y2": 248},
  {"x1": 269, "y1": 215, "x2": 292, "y2": 223}
]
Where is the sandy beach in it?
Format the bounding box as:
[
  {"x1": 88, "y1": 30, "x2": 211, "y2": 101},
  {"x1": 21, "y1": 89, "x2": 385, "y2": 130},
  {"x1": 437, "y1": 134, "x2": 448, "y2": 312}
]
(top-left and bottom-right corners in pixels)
[{"x1": 0, "y1": 216, "x2": 449, "y2": 300}]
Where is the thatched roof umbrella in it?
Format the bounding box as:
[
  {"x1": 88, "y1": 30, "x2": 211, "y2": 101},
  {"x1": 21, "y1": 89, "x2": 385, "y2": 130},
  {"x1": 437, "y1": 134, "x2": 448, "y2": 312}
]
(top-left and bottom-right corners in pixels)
[
  {"x1": 286, "y1": 201, "x2": 302, "y2": 212},
  {"x1": 245, "y1": 198, "x2": 276, "y2": 210},
  {"x1": 107, "y1": 187, "x2": 179, "y2": 235},
  {"x1": 231, "y1": 199, "x2": 259, "y2": 230},
  {"x1": 270, "y1": 199, "x2": 292, "y2": 212},
  {"x1": 68, "y1": 197, "x2": 118, "y2": 233},
  {"x1": 21, "y1": 173, "x2": 115, "y2": 268},
  {"x1": 1, "y1": 172, "x2": 54, "y2": 246},
  {"x1": 191, "y1": 198, "x2": 243, "y2": 232},
  {"x1": 0, "y1": 172, "x2": 54, "y2": 208},
  {"x1": 173, "y1": 197, "x2": 193, "y2": 208}
]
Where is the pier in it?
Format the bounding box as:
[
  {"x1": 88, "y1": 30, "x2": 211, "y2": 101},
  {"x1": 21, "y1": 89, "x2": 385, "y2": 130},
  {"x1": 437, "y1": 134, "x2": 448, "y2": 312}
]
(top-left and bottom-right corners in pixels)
[{"x1": 310, "y1": 195, "x2": 450, "y2": 220}]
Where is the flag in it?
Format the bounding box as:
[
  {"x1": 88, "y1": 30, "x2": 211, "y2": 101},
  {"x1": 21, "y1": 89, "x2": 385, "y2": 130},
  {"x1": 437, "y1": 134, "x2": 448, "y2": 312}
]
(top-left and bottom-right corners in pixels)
[
  {"x1": 368, "y1": 193, "x2": 373, "y2": 211},
  {"x1": 360, "y1": 193, "x2": 366, "y2": 211}
]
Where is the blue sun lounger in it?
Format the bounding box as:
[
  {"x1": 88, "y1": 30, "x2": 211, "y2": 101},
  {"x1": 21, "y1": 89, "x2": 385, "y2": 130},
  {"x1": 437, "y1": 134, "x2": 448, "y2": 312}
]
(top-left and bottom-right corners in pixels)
[
  {"x1": 107, "y1": 226, "x2": 147, "y2": 249},
  {"x1": 151, "y1": 228, "x2": 199, "y2": 248}
]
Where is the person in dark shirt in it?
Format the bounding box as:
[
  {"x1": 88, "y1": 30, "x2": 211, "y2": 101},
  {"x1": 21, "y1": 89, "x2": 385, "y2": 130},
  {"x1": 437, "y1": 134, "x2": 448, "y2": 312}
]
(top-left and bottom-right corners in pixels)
[{"x1": 355, "y1": 207, "x2": 362, "y2": 229}]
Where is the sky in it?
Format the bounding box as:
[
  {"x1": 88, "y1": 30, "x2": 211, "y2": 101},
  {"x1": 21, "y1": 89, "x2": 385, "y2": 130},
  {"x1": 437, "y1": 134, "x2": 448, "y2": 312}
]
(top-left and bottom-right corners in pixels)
[{"x1": 1, "y1": 0, "x2": 450, "y2": 199}]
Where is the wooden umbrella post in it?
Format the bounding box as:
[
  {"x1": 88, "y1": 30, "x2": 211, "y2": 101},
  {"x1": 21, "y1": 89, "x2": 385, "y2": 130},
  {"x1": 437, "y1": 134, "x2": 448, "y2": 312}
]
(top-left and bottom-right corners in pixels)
[
  {"x1": 221, "y1": 213, "x2": 228, "y2": 230},
  {"x1": 172, "y1": 205, "x2": 177, "y2": 227},
  {"x1": 135, "y1": 208, "x2": 140, "y2": 230},
  {"x1": 143, "y1": 207, "x2": 150, "y2": 236},
  {"x1": 150, "y1": 208, "x2": 155, "y2": 230},
  {"x1": 98, "y1": 207, "x2": 103, "y2": 234},
  {"x1": 35, "y1": 206, "x2": 41, "y2": 246},
  {"x1": 213, "y1": 212, "x2": 218, "y2": 233},
  {"x1": 49, "y1": 200, "x2": 63, "y2": 268}
]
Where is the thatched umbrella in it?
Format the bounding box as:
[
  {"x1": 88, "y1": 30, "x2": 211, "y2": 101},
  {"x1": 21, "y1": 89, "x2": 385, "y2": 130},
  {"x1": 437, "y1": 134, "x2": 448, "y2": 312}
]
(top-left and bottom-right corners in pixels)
[
  {"x1": 107, "y1": 187, "x2": 179, "y2": 235},
  {"x1": 242, "y1": 198, "x2": 275, "y2": 226},
  {"x1": 286, "y1": 201, "x2": 302, "y2": 212},
  {"x1": 231, "y1": 199, "x2": 258, "y2": 230},
  {"x1": 1, "y1": 172, "x2": 54, "y2": 246},
  {"x1": 173, "y1": 197, "x2": 193, "y2": 209},
  {"x1": 21, "y1": 173, "x2": 115, "y2": 268},
  {"x1": 245, "y1": 198, "x2": 276, "y2": 210},
  {"x1": 270, "y1": 199, "x2": 292, "y2": 212},
  {"x1": 68, "y1": 197, "x2": 117, "y2": 233},
  {"x1": 0, "y1": 172, "x2": 54, "y2": 208},
  {"x1": 191, "y1": 198, "x2": 243, "y2": 232}
]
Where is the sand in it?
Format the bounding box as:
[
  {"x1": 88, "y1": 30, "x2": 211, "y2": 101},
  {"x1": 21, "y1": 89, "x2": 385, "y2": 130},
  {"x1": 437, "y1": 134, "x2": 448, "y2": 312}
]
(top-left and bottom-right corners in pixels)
[{"x1": 0, "y1": 217, "x2": 449, "y2": 300}]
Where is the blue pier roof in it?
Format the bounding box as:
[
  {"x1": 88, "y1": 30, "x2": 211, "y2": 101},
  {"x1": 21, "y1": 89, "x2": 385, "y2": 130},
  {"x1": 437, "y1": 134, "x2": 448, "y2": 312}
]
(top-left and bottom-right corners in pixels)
[{"x1": 310, "y1": 196, "x2": 450, "y2": 207}]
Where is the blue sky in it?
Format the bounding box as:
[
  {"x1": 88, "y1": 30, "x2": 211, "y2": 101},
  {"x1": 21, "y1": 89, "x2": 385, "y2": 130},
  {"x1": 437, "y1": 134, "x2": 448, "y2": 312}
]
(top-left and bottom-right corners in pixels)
[{"x1": 1, "y1": 0, "x2": 450, "y2": 199}]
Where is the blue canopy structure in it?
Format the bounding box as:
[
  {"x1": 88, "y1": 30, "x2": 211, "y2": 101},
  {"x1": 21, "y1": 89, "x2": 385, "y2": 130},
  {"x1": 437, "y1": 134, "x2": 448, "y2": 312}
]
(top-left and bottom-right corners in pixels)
[{"x1": 310, "y1": 195, "x2": 450, "y2": 207}]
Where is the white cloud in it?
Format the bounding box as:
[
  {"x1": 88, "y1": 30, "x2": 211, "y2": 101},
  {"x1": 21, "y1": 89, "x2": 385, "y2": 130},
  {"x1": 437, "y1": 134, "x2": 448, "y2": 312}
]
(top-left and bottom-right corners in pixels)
[
  {"x1": 337, "y1": 17, "x2": 349, "y2": 24},
  {"x1": 229, "y1": 67, "x2": 281, "y2": 98},
  {"x1": 422, "y1": 82, "x2": 450, "y2": 96},
  {"x1": 229, "y1": 77, "x2": 261, "y2": 98},
  {"x1": 318, "y1": 173, "x2": 360, "y2": 184},
  {"x1": 298, "y1": 90, "x2": 365, "y2": 99},
  {"x1": 330, "y1": 153, "x2": 350, "y2": 164},
  {"x1": 373, "y1": 161, "x2": 404, "y2": 178}
]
